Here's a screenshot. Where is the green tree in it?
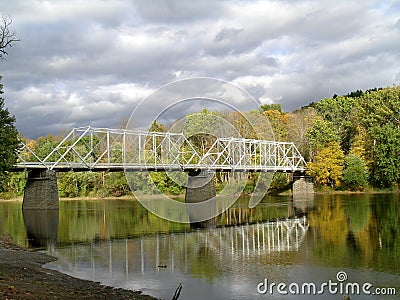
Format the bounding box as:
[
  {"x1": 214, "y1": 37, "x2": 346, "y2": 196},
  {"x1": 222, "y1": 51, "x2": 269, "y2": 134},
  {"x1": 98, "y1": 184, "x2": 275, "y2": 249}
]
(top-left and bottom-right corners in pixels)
[
  {"x1": 307, "y1": 142, "x2": 345, "y2": 189},
  {"x1": 104, "y1": 172, "x2": 130, "y2": 197},
  {"x1": 149, "y1": 171, "x2": 183, "y2": 195},
  {"x1": 358, "y1": 86, "x2": 400, "y2": 128},
  {"x1": 342, "y1": 154, "x2": 368, "y2": 191},
  {"x1": 6, "y1": 172, "x2": 26, "y2": 196},
  {"x1": 358, "y1": 86, "x2": 400, "y2": 187},
  {"x1": 0, "y1": 18, "x2": 21, "y2": 193},
  {"x1": 184, "y1": 108, "x2": 223, "y2": 154},
  {"x1": 0, "y1": 77, "x2": 19, "y2": 191},
  {"x1": 268, "y1": 172, "x2": 289, "y2": 194},
  {"x1": 149, "y1": 120, "x2": 165, "y2": 132},
  {"x1": 75, "y1": 171, "x2": 99, "y2": 197},
  {"x1": 369, "y1": 124, "x2": 400, "y2": 188},
  {"x1": 306, "y1": 119, "x2": 339, "y2": 160},
  {"x1": 315, "y1": 96, "x2": 358, "y2": 153},
  {"x1": 33, "y1": 135, "x2": 60, "y2": 160},
  {"x1": 260, "y1": 103, "x2": 283, "y2": 113},
  {"x1": 58, "y1": 172, "x2": 79, "y2": 197}
]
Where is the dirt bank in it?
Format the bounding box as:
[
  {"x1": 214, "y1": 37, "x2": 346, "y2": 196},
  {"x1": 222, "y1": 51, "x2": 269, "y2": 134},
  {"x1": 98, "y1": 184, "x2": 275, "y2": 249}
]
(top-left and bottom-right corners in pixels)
[{"x1": 0, "y1": 234, "x2": 158, "y2": 299}]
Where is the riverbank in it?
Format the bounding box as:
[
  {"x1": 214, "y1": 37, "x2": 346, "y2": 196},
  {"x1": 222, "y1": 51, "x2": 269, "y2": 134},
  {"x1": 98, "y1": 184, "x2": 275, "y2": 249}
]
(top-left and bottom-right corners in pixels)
[
  {"x1": 0, "y1": 193, "x2": 186, "y2": 202},
  {"x1": 1, "y1": 188, "x2": 398, "y2": 203},
  {"x1": 313, "y1": 186, "x2": 398, "y2": 195},
  {"x1": 0, "y1": 234, "x2": 158, "y2": 299}
]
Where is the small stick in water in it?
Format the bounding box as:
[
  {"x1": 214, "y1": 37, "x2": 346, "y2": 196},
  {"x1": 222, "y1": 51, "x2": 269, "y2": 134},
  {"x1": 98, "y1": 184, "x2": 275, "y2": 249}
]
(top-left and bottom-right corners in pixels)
[{"x1": 172, "y1": 283, "x2": 183, "y2": 300}]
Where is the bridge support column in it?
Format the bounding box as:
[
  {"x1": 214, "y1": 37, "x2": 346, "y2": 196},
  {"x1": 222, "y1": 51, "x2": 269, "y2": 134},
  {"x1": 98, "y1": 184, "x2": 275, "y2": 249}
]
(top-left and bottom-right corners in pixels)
[
  {"x1": 185, "y1": 170, "x2": 216, "y2": 228},
  {"x1": 23, "y1": 170, "x2": 59, "y2": 210},
  {"x1": 291, "y1": 175, "x2": 314, "y2": 200}
]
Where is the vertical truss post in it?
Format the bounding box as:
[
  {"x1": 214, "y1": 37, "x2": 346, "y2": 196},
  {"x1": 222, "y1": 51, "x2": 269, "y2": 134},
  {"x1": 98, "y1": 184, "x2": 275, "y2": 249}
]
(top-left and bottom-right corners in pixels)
[
  {"x1": 138, "y1": 134, "x2": 142, "y2": 166},
  {"x1": 167, "y1": 133, "x2": 171, "y2": 163},
  {"x1": 107, "y1": 129, "x2": 110, "y2": 164},
  {"x1": 123, "y1": 130, "x2": 126, "y2": 168},
  {"x1": 90, "y1": 129, "x2": 93, "y2": 164},
  {"x1": 153, "y1": 134, "x2": 156, "y2": 167}
]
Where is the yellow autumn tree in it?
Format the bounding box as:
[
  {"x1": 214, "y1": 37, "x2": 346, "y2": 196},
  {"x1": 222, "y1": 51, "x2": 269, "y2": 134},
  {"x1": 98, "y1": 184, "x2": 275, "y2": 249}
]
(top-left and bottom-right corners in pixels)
[
  {"x1": 264, "y1": 109, "x2": 289, "y2": 141},
  {"x1": 350, "y1": 125, "x2": 373, "y2": 169},
  {"x1": 307, "y1": 141, "x2": 345, "y2": 188}
]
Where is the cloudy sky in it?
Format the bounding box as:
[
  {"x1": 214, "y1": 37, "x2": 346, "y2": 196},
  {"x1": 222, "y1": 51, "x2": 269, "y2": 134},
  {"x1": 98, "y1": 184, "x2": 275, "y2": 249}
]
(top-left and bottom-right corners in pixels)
[{"x1": 1, "y1": 0, "x2": 399, "y2": 138}]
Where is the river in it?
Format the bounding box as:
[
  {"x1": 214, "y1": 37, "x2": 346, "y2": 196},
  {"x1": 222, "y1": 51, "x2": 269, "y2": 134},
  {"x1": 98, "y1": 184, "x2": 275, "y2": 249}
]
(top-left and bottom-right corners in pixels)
[{"x1": 0, "y1": 193, "x2": 399, "y2": 299}]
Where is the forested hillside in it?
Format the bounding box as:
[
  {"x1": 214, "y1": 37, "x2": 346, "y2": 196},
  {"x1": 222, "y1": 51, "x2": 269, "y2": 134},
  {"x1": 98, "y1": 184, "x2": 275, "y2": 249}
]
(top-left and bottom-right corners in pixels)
[
  {"x1": 304, "y1": 86, "x2": 400, "y2": 190},
  {"x1": 2, "y1": 86, "x2": 399, "y2": 198}
]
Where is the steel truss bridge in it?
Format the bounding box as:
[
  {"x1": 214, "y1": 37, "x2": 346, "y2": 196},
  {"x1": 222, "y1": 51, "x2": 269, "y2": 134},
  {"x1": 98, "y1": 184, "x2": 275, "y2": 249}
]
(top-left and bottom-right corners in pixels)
[{"x1": 13, "y1": 126, "x2": 306, "y2": 173}]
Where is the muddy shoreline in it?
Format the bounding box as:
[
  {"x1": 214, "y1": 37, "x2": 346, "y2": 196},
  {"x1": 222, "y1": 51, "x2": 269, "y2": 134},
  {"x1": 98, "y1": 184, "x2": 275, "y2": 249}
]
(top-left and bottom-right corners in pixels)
[{"x1": 0, "y1": 234, "x2": 158, "y2": 299}]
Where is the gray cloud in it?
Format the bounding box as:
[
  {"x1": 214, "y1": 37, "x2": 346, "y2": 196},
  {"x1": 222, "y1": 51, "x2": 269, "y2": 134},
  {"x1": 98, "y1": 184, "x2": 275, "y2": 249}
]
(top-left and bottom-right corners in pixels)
[
  {"x1": 131, "y1": 0, "x2": 228, "y2": 24},
  {"x1": 0, "y1": 0, "x2": 399, "y2": 138}
]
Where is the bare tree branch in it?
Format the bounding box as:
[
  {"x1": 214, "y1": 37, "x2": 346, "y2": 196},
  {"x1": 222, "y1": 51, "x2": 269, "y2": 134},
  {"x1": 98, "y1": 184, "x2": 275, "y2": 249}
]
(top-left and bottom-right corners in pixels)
[{"x1": 0, "y1": 15, "x2": 20, "y2": 60}]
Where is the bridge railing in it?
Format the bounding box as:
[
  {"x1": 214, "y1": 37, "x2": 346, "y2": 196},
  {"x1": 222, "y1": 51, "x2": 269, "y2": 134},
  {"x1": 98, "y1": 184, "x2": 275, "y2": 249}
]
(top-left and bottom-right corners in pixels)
[{"x1": 14, "y1": 126, "x2": 306, "y2": 172}]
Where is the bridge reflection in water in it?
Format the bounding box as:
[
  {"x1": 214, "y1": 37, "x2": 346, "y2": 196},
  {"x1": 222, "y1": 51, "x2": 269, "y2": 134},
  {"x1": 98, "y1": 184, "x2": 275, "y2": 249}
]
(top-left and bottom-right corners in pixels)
[{"x1": 45, "y1": 217, "x2": 308, "y2": 282}]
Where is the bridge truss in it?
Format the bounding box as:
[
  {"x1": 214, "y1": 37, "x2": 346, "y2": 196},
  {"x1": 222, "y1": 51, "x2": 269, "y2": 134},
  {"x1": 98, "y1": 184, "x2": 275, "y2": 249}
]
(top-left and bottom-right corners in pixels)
[{"x1": 14, "y1": 126, "x2": 306, "y2": 172}]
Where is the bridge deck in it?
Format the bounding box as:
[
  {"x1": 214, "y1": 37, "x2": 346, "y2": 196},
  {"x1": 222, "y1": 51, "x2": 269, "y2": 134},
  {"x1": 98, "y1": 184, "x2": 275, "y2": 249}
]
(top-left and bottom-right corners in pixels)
[{"x1": 11, "y1": 162, "x2": 305, "y2": 172}]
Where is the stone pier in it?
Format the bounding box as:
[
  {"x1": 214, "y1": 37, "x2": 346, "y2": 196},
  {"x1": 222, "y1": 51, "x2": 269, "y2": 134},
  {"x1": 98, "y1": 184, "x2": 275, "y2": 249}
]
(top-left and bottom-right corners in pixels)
[
  {"x1": 292, "y1": 175, "x2": 314, "y2": 199},
  {"x1": 185, "y1": 170, "x2": 216, "y2": 228},
  {"x1": 22, "y1": 170, "x2": 59, "y2": 210}
]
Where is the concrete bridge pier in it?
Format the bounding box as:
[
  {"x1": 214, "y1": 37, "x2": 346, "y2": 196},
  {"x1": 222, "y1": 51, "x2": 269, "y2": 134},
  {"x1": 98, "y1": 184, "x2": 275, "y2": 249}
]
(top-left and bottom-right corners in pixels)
[
  {"x1": 22, "y1": 170, "x2": 59, "y2": 210},
  {"x1": 291, "y1": 174, "x2": 314, "y2": 200},
  {"x1": 185, "y1": 170, "x2": 216, "y2": 228}
]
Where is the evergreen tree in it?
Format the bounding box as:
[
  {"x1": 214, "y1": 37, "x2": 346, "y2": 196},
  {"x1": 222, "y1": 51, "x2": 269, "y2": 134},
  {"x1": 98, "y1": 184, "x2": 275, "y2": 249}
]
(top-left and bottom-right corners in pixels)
[{"x1": 0, "y1": 77, "x2": 20, "y2": 191}]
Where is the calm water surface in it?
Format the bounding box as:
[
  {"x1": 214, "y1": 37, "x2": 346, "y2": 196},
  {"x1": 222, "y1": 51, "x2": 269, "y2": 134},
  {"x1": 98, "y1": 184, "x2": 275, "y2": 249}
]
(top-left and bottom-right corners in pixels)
[{"x1": 0, "y1": 194, "x2": 399, "y2": 299}]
